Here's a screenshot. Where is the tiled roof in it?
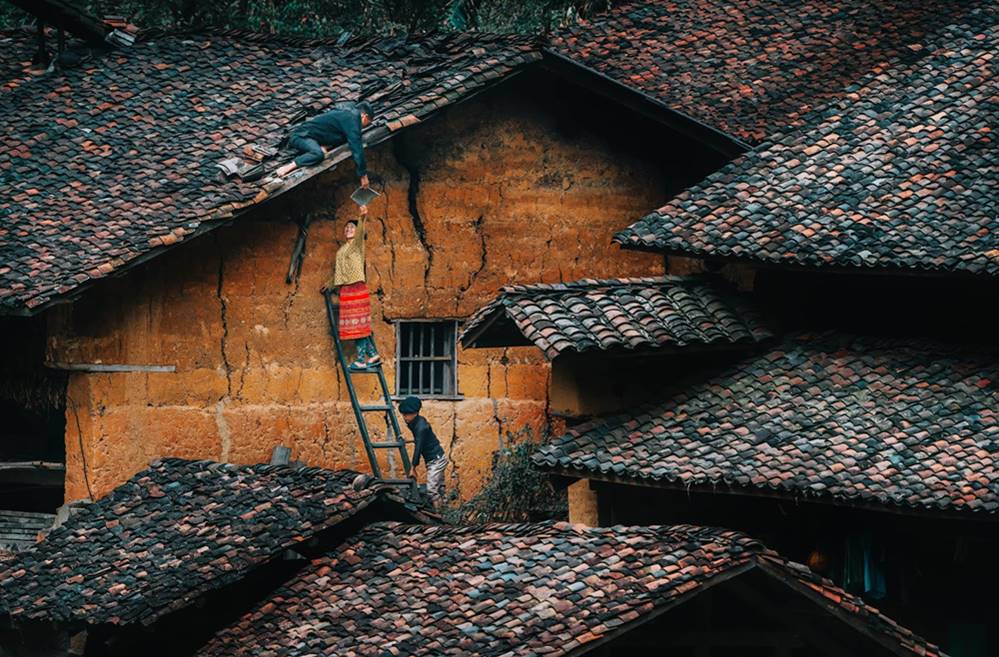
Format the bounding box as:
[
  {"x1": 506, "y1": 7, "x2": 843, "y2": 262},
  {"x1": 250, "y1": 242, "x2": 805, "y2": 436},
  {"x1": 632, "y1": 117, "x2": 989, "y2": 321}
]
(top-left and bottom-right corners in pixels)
[
  {"x1": 0, "y1": 31, "x2": 539, "y2": 314},
  {"x1": 199, "y1": 522, "x2": 944, "y2": 657},
  {"x1": 0, "y1": 458, "x2": 430, "y2": 625},
  {"x1": 535, "y1": 333, "x2": 999, "y2": 516},
  {"x1": 0, "y1": 510, "x2": 54, "y2": 552},
  {"x1": 0, "y1": 30, "x2": 42, "y2": 92},
  {"x1": 459, "y1": 276, "x2": 772, "y2": 359},
  {"x1": 616, "y1": 10, "x2": 999, "y2": 276},
  {"x1": 552, "y1": 0, "x2": 985, "y2": 145}
]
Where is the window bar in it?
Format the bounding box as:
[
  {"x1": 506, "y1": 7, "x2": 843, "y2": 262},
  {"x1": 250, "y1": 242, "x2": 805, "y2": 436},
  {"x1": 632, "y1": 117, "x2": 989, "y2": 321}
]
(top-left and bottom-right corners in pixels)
[
  {"x1": 429, "y1": 324, "x2": 436, "y2": 394},
  {"x1": 407, "y1": 324, "x2": 414, "y2": 395},
  {"x1": 416, "y1": 327, "x2": 423, "y2": 395}
]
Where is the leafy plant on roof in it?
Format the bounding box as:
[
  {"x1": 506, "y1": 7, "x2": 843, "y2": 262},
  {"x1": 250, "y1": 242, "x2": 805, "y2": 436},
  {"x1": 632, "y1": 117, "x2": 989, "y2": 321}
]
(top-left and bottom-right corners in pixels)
[{"x1": 443, "y1": 427, "x2": 568, "y2": 524}]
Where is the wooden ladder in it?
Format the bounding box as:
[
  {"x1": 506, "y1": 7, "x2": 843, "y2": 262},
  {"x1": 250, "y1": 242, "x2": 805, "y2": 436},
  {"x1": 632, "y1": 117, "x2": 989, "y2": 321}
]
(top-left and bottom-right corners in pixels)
[{"x1": 324, "y1": 292, "x2": 419, "y2": 499}]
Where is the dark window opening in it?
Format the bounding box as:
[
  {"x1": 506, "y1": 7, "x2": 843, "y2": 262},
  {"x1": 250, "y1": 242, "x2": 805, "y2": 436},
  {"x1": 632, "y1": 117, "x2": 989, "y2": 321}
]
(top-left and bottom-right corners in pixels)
[{"x1": 396, "y1": 321, "x2": 457, "y2": 397}]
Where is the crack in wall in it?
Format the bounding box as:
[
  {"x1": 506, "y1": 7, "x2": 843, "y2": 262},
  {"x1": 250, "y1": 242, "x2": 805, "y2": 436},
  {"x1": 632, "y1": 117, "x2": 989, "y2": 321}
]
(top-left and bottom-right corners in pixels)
[
  {"x1": 67, "y1": 394, "x2": 95, "y2": 501},
  {"x1": 446, "y1": 410, "x2": 461, "y2": 498},
  {"x1": 456, "y1": 214, "x2": 488, "y2": 312},
  {"x1": 392, "y1": 138, "x2": 433, "y2": 299},
  {"x1": 484, "y1": 359, "x2": 504, "y2": 450},
  {"x1": 377, "y1": 188, "x2": 397, "y2": 280},
  {"x1": 320, "y1": 416, "x2": 332, "y2": 465},
  {"x1": 282, "y1": 263, "x2": 301, "y2": 329},
  {"x1": 235, "y1": 343, "x2": 250, "y2": 400},
  {"x1": 215, "y1": 234, "x2": 233, "y2": 400}
]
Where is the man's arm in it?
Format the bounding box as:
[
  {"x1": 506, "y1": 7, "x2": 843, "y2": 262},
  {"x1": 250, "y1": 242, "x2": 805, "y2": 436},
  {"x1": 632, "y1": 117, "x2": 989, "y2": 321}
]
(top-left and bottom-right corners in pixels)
[
  {"x1": 411, "y1": 423, "x2": 426, "y2": 468},
  {"x1": 344, "y1": 113, "x2": 367, "y2": 180}
]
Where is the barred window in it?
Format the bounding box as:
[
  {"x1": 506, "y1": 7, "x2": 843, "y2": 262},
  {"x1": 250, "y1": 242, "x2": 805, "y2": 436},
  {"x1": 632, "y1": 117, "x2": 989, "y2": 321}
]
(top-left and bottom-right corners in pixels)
[{"x1": 396, "y1": 321, "x2": 458, "y2": 397}]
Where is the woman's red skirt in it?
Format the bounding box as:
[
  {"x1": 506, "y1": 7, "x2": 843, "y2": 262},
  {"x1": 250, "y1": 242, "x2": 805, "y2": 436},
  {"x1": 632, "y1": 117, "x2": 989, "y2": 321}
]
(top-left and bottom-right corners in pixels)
[{"x1": 338, "y1": 281, "x2": 372, "y2": 340}]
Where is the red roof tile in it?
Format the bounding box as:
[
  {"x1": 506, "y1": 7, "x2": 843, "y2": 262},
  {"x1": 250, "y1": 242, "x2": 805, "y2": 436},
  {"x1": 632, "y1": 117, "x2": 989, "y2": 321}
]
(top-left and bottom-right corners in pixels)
[
  {"x1": 552, "y1": 0, "x2": 985, "y2": 145},
  {"x1": 0, "y1": 31, "x2": 539, "y2": 314},
  {"x1": 198, "y1": 522, "x2": 946, "y2": 656},
  {"x1": 615, "y1": 9, "x2": 998, "y2": 275},
  {"x1": 0, "y1": 458, "x2": 431, "y2": 625},
  {"x1": 459, "y1": 276, "x2": 772, "y2": 359},
  {"x1": 535, "y1": 333, "x2": 999, "y2": 517}
]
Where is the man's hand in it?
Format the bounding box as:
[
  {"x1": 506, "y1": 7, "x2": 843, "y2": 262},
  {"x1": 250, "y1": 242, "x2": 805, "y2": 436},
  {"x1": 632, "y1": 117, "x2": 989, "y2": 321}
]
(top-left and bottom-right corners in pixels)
[
  {"x1": 321, "y1": 146, "x2": 333, "y2": 156},
  {"x1": 360, "y1": 174, "x2": 370, "y2": 188}
]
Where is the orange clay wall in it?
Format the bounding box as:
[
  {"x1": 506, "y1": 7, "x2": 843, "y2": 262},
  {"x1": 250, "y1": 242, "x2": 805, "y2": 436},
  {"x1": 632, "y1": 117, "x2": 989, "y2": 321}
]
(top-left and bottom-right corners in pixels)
[{"x1": 48, "y1": 82, "x2": 670, "y2": 503}]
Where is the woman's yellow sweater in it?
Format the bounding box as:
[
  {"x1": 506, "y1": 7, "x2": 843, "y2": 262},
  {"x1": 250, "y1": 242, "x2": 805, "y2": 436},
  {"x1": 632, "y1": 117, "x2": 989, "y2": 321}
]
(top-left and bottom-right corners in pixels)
[{"x1": 329, "y1": 217, "x2": 366, "y2": 288}]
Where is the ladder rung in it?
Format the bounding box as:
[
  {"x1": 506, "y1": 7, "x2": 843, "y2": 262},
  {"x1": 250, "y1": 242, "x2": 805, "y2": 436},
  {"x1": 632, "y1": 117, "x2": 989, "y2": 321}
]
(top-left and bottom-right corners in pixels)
[
  {"x1": 347, "y1": 366, "x2": 382, "y2": 373},
  {"x1": 359, "y1": 404, "x2": 392, "y2": 412},
  {"x1": 370, "y1": 441, "x2": 406, "y2": 449}
]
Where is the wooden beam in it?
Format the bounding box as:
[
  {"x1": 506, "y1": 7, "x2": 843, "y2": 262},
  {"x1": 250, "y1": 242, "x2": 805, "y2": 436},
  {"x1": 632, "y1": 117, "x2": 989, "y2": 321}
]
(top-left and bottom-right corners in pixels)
[
  {"x1": 545, "y1": 466, "x2": 999, "y2": 524},
  {"x1": 8, "y1": 0, "x2": 110, "y2": 47},
  {"x1": 44, "y1": 362, "x2": 176, "y2": 373},
  {"x1": 726, "y1": 575, "x2": 853, "y2": 657},
  {"x1": 562, "y1": 563, "x2": 756, "y2": 657},
  {"x1": 0, "y1": 461, "x2": 65, "y2": 486},
  {"x1": 758, "y1": 561, "x2": 922, "y2": 657}
]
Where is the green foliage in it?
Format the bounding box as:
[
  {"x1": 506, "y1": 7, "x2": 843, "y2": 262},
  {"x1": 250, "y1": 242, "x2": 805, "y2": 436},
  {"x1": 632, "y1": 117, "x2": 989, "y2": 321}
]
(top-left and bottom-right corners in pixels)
[
  {"x1": 0, "y1": 1, "x2": 614, "y2": 36},
  {"x1": 444, "y1": 429, "x2": 568, "y2": 524}
]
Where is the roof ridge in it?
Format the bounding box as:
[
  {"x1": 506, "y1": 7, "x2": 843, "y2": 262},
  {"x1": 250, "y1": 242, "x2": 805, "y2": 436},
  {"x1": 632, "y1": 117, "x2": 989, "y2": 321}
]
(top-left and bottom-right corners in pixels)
[
  {"x1": 149, "y1": 456, "x2": 363, "y2": 479},
  {"x1": 360, "y1": 520, "x2": 768, "y2": 552},
  {"x1": 497, "y1": 274, "x2": 721, "y2": 296},
  {"x1": 134, "y1": 27, "x2": 538, "y2": 50}
]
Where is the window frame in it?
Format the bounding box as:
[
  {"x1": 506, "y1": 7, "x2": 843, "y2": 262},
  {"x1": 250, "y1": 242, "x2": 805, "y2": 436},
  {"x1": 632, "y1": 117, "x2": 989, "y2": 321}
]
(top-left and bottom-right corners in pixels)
[{"x1": 393, "y1": 319, "x2": 462, "y2": 400}]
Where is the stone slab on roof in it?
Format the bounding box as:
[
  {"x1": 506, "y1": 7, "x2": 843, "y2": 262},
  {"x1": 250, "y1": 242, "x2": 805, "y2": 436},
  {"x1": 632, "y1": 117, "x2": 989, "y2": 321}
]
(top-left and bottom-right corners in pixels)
[
  {"x1": 0, "y1": 30, "x2": 539, "y2": 314},
  {"x1": 615, "y1": 9, "x2": 999, "y2": 276},
  {"x1": 535, "y1": 333, "x2": 999, "y2": 517},
  {"x1": 552, "y1": 0, "x2": 986, "y2": 145},
  {"x1": 198, "y1": 521, "x2": 945, "y2": 657},
  {"x1": 0, "y1": 458, "x2": 430, "y2": 625},
  {"x1": 459, "y1": 276, "x2": 772, "y2": 359}
]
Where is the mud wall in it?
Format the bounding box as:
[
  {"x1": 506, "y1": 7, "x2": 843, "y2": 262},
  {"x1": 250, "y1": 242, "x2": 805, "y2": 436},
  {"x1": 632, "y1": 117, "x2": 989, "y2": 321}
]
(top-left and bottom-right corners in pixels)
[{"x1": 49, "y1": 77, "x2": 677, "y2": 502}]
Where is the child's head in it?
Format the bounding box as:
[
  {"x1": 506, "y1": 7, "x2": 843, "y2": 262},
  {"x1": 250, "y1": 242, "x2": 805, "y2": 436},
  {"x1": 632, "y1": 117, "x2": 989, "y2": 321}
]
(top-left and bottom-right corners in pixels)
[{"x1": 398, "y1": 396, "x2": 421, "y2": 422}]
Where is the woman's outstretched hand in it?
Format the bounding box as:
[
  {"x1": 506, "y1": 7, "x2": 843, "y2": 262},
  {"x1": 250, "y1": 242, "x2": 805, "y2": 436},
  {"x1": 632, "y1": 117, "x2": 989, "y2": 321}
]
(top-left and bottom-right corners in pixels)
[{"x1": 358, "y1": 204, "x2": 369, "y2": 216}]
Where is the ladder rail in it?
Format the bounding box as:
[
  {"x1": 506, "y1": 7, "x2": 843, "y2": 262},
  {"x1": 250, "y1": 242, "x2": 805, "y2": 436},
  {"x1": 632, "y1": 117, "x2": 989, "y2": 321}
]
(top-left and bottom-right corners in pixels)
[
  {"x1": 324, "y1": 291, "x2": 384, "y2": 480},
  {"x1": 375, "y1": 364, "x2": 414, "y2": 476},
  {"x1": 324, "y1": 291, "x2": 418, "y2": 498}
]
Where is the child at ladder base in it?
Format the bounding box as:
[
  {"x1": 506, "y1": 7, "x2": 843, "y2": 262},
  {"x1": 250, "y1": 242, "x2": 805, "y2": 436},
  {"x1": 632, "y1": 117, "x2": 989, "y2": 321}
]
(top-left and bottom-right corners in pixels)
[
  {"x1": 322, "y1": 204, "x2": 380, "y2": 369},
  {"x1": 399, "y1": 396, "x2": 448, "y2": 507}
]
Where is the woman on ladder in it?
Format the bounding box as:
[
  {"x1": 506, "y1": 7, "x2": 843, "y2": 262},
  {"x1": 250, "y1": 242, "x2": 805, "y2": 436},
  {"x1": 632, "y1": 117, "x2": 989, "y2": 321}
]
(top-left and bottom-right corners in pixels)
[{"x1": 323, "y1": 204, "x2": 380, "y2": 370}]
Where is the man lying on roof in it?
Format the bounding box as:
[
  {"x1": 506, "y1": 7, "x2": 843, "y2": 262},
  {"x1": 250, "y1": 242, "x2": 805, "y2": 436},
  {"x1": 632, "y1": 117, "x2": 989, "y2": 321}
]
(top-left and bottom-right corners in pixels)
[{"x1": 275, "y1": 101, "x2": 373, "y2": 187}]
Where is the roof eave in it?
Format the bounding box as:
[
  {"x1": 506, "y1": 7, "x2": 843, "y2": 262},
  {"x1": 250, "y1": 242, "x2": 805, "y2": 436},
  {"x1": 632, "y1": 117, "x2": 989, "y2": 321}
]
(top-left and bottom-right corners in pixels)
[
  {"x1": 539, "y1": 50, "x2": 751, "y2": 159},
  {"x1": 537, "y1": 464, "x2": 998, "y2": 524},
  {"x1": 1, "y1": 64, "x2": 537, "y2": 318},
  {"x1": 612, "y1": 241, "x2": 999, "y2": 279}
]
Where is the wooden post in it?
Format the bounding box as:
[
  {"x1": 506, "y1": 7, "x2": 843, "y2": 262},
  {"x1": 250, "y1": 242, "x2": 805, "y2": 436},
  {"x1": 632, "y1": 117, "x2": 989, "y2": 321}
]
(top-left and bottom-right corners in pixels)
[{"x1": 567, "y1": 479, "x2": 599, "y2": 526}]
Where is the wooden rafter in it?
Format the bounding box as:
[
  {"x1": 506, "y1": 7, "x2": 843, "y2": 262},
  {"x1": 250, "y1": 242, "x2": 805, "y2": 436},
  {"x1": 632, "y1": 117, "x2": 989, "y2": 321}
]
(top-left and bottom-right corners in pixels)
[{"x1": 8, "y1": 0, "x2": 110, "y2": 47}]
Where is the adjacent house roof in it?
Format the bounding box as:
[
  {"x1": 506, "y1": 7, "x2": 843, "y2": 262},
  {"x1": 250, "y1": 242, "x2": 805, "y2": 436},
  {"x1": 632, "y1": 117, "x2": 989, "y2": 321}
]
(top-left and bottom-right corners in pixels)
[
  {"x1": 0, "y1": 458, "x2": 430, "y2": 625},
  {"x1": 552, "y1": 0, "x2": 985, "y2": 145},
  {"x1": 0, "y1": 29, "x2": 41, "y2": 92},
  {"x1": 0, "y1": 31, "x2": 539, "y2": 315},
  {"x1": 199, "y1": 522, "x2": 944, "y2": 657},
  {"x1": 459, "y1": 276, "x2": 772, "y2": 359},
  {"x1": 0, "y1": 510, "x2": 54, "y2": 552},
  {"x1": 535, "y1": 333, "x2": 999, "y2": 517},
  {"x1": 616, "y1": 10, "x2": 999, "y2": 276}
]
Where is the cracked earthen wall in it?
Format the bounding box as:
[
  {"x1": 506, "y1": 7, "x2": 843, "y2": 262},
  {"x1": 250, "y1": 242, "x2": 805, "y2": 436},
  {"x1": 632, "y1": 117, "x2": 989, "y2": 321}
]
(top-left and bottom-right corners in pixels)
[{"x1": 49, "y1": 79, "x2": 675, "y2": 503}]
